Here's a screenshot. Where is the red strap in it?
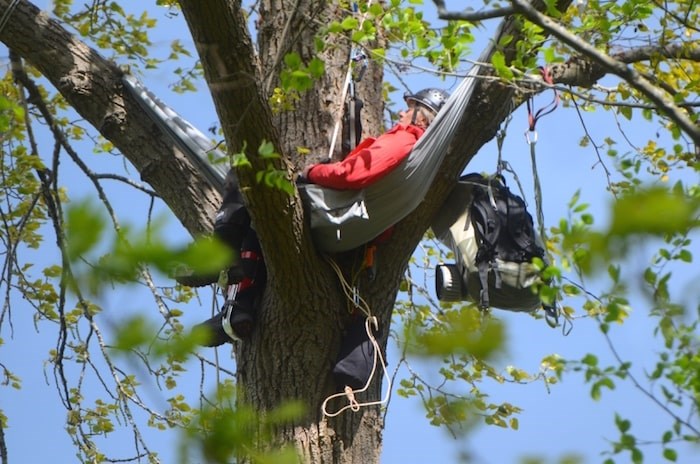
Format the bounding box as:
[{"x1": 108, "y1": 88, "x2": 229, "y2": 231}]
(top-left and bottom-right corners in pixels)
[
  {"x1": 363, "y1": 245, "x2": 376, "y2": 269},
  {"x1": 373, "y1": 226, "x2": 395, "y2": 244},
  {"x1": 237, "y1": 277, "x2": 254, "y2": 291},
  {"x1": 240, "y1": 250, "x2": 260, "y2": 261},
  {"x1": 527, "y1": 66, "x2": 559, "y2": 132}
]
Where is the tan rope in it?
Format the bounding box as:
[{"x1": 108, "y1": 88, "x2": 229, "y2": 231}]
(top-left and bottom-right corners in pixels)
[{"x1": 324, "y1": 256, "x2": 372, "y2": 318}]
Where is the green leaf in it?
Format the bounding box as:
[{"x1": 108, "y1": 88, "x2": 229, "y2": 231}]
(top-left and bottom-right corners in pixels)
[
  {"x1": 509, "y1": 417, "x2": 519, "y2": 430},
  {"x1": 284, "y1": 52, "x2": 302, "y2": 69},
  {"x1": 490, "y1": 51, "x2": 513, "y2": 80},
  {"x1": 609, "y1": 188, "x2": 697, "y2": 237},
  {"x1": 619, "y1": 106, "x2": 632, "y2": 120},
  {"x1": 112, "y1": 316, "x2": 154, "y2": 351},
  {"x1": 543, "y1": 47, "x2": 556, "y2": 63},
  {"x1": 327, "y1": 21, "x2": 343, "y2": 33},
  {"x1": 498, "y1": 34, "x2": 513, "y2": 47},
  {"x1": 340, "y1": 16, "x2": 359, "y2": 30},
  {"x1": 663, "y1": 448, "x2": 677, "y2": 462},
  {"x1": 661, "y1": 431, "x2": 673, "y2": 443},
  {"x1": 308, "y1": 57, "x2": 325, "y2": 78},
  {"x1": 644, "y1": 267, "x2": 657, "y2": 285},
  {"x1": 258, "y1": 140, "x2": 278, "y2": 159},
  {"x1": 615, "y1": 414, "x2": 631, "y2": 433},
  {"x1": 632, "y1": 447, "x2": 643, "y2": 464},
  {"x1": 65, "y1": 201, "x2": 106, "y2": 260}
]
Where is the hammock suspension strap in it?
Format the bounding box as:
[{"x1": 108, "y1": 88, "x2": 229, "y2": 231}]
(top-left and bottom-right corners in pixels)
[
  {"x1": 523, "y1": 67, "x2": 564, "y2": 328},
  {"x1": 525, "y1": 66, "x2": 559, "y2": 143},
  {"x1": 327, "y1": 2, "x2": 370, "y2": 159}
]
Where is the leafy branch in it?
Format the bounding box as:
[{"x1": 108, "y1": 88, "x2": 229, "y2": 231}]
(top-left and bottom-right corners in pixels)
[{"x1": 433, "y1": 0, "x2": 700, "y2": 144}]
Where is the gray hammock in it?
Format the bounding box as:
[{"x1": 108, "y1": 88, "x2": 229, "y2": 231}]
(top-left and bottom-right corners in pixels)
[
  {"x1": 123, "y1": 45, "x2": 490, "y2": 253},
  {"x1": 298, "y1": 59, "x2": 486, "y2": 252},
  {"x1": 122, "y1": 75, "x2": 229, "y2": 193}
]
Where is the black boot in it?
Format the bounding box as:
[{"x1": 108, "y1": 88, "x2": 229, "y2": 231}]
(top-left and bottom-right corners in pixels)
[
  {"x1": 192, "y1": 310, "x2": 231, "y2": 347},
  {"x1": 192, "y1": 300, "x2": 256, "y2": 347},
  {"x1": 173, "y1": 216, "x2": 248, "y2": 287}
]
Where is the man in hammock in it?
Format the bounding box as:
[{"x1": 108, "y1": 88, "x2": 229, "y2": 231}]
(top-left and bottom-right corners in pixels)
[
  {"x1": 301, "y1": 88, "x2": 449, "y2": 188},
  {"x1": 180, "y1": 88, "x2": 450, "y2": 347}
]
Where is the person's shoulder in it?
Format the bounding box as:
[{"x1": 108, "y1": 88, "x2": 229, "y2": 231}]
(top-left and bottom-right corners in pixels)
[
  {"x1": 392, "y1": 123, "x2": 425, "y2": 138},
  {"x1": 385, "y1": 123, "x2": 413, "y2": 134}
]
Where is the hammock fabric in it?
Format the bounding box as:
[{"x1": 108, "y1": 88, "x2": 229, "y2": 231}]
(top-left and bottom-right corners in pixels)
[{"x1": 122, "y1": 75, "x2": 229, "y2": 193}]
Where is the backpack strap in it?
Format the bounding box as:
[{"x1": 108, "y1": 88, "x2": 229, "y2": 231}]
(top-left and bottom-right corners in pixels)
[
  {"x1": 543, "y1": 302, "x2": 560, "y2": 328},
  {"x1": 470, "y1": 179, "x2": 504, "y2": 309},
  {"x1": 476, "y1": 259, "x2": 490, "y2": 309},
  {"x1": 471, "y1": 184, "x2": 501, "y2": 257}
]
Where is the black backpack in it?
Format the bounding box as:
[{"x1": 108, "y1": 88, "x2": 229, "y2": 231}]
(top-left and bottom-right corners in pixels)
[{"x1": 433, "y1": 173, "x2": 557, "y2": 320}]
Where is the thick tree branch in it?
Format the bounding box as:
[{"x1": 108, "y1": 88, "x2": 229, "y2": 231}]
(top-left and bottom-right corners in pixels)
[
  {"x1": 614, "y1": 42, "x2": 700, "y2": 64},
  {"x1": 568, "y1": 42, "x2": 700, "y2": 86},
  {"x1": 433, "y1": 1, "x2": 515, "y2": 21},
  {"x1": 548, "y1": 56, "x2": 607, "y2": 87},
  {"x1": 176, "y1": 0, "x2": 317, "y2": 307},
  {"x1": 0, "y1": 0, "x2": 222, "y2": 236},
  {"x1": 176, "y1": 0, "x2": 280, "y2": 167},
  {"x1": 511, "y1": 0, "x2": 700, "y2": 145}
]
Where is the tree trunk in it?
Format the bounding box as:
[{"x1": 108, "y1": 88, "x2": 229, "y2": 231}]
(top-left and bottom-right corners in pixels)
[{"x1": 177, "y1": 1, "x2": 394, "y2": 460}]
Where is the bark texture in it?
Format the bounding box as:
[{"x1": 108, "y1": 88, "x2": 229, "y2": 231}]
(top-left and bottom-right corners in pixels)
[{"x1": 176, "y1": 2, "x2": 391, "y2": 460}]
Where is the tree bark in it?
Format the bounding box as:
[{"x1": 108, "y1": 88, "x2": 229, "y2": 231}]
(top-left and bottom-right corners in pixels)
[{"x1": 177, "y1": 1, "x2": 391, "y2": 459}]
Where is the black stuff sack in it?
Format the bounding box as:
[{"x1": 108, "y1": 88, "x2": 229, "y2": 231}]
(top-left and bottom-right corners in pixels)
[{"x1": 332, "y1": 316, "x2": 379, "y2": 390}]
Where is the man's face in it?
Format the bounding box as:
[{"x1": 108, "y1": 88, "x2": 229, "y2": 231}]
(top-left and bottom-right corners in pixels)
[{"x1": 398, "y1": 103, "x2": 430, "y2": 128}]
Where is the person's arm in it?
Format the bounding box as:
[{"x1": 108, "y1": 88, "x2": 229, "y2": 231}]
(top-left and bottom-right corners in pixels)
[{"x1": 306, "y1": 125, "x2": 424, "y2": 189}]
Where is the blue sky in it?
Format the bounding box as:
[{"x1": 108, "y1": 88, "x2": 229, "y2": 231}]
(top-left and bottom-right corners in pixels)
[{"x1": 2, "y1": 1, "x2": 699, "y2": 463}]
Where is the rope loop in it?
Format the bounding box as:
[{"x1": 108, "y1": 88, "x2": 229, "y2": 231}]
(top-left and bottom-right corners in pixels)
[
  {"x1": 325, "y1": 256, "x2": 372, "y2": 318},
  {"x1": 345, "y1": 386, "x2": 360, "y2": 412},
  {"x1": 525, "y1": 66, "x2": 559, "y2": 134}
]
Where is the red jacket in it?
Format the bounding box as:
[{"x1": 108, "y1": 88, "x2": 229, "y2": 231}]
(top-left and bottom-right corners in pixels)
[{"x1": 307, "y1": 123, "x2": 425, "y2": 189}]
